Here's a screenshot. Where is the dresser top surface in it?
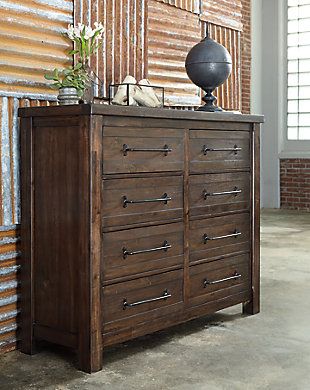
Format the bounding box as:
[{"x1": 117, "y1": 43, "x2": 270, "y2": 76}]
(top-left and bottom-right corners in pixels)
[{"x1": 18, "y1": 104, "x2": 264, "y2": 123}]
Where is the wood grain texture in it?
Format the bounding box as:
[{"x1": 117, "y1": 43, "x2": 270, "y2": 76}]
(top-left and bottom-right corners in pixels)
[
  {"x1": 18, "y1": 104, "x2": 264, "y2": 123},
  {"x1": 190, "y1": 130, "x2": 250, "y2": 173},
  {"x1": 243, "y1": 123, "x2": 260, "y2": 315},
  {"x1": 189, "y1": 213, "x2": 250, "y2": 264},
  {"x1": 102, "y1": 223, "x2": 184, "y2": 282},
  {"x1": 102, "y1": 127, "x2": 184, "y2": 174},
  {"x1": 19, "y1": 105, "x2": 262, "y2": 373},
  {"x1": 189, "y1": 254, "x2": 251, "y2": 307},
  {"x1": 102, "y1": 175, "x2": 183, "y2": 228},
  {"x1": 20, "y1": 117, "x2": 35, "y2": 355},
  {"x1": 102, "y1": 269, "x2": 184, "y2": 333},
  {"x1": 189, "y1": 172, "x2": 250, "y2": 218}
]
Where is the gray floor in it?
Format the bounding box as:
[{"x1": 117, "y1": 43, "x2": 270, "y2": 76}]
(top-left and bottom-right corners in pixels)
[{"x1": 1, "y1": 209, "x2": 310, "y2": 390}]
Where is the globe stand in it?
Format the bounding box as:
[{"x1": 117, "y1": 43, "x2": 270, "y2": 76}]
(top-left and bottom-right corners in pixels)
[{"x1": 197, "y1": 89, "x2": 223, "y2": 112}]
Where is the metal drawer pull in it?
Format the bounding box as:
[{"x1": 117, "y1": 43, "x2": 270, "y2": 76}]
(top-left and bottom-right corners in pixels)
[
  {"x1": 123, "y1": 144, "x2": 172, "y2": 156},
  {"x1": 203, "y1": 186, "x2": 242, "y2": 199},
  {"x1": 203, "y1": 144, "x2": 242, "y2": 155},
  {"x1": 204, "y1": 272, "x2": 242, "y2": 287},
  {"x1": 123, "y1": 240, "x2": 171, "y2": 259},
  {"x1": 123, "y1": 289, "x2": 171, "y2": 310},
  {"x1": 123, "y1": 193, "x2": 172, "y2": 208},
  {"x1": 204, "y1": 229, "x2": 241, "y2": 243}
]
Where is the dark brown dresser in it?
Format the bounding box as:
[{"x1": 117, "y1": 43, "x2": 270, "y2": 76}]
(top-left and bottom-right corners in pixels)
[{"x1": 19, "y1": 104, "x2": 263, "y2": 373}]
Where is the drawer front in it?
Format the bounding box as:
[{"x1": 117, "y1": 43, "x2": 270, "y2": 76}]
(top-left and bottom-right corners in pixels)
[
  {"x1": 189, "y1": 172, "x2": 250, "y2": 218},
  {"x1": 190, "y1": 213, "x2": 250, "y2": 264},
  {"x1": 190, "y1": 130, "x2": 250, "y2": 173},
  {"x1": 189, "y1": 254, "x2": 251, "y2": 306},
  {"x1": 102, "y1": 223, "x2": 184, "y2": 281},
  {"x1": 102, "y1": 176, "x2": 183, "y2": 229},
  {"x1": 103, "y1": 127, "x2": 184, "y2": 174},
  {"x1": 102, "y1": 270, "x2": 183, "y2": 333}
]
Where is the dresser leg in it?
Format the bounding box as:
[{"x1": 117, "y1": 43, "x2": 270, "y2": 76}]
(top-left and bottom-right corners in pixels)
[
  {"x1": 77, "y1": 344, "x2": 103, "y2": 373},
  {"x1": 20, "y1": 325, "x2": 38, "y2": 355},
  {"x1": 242, "y1": 296, "x2": 260, "y2": 315}
]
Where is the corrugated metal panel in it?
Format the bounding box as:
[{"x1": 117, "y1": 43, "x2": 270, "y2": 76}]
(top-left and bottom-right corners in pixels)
[
  {"x1": 0, "y1": 0, "x2": 73, "y2": 98},
  {"x1": 155, "y1": 0, "x2": 200, "y2": 14},
  {"x1": 201, "y1": 0, "x2": 243, "y2": 31},
  {"x1": 148, "y1": 0, "x2": 201, "y2": 106},
  {"x1": 0, "y1": 226, "x2": 20, "y2": 354},
  {"x1": 203, "y1": 22, "x2": 241, "y2": 112},
  {"x1": 0, "y1": 97, "x2": 56, "y2": 227},
  {"x1": 75, "y1": 0, "x2": 147, "y2": 97},
  {"x1": 0, "y1": 95, "x2": 55, "y2": 355}
]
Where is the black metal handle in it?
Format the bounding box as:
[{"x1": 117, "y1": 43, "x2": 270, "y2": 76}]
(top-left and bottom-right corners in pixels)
[
  {"x1": 203, "y1": 186, "x2": 242, "y2": 199},
  {"x1": 123, "y1": 193, "x2": 172, "y2": 208},
  {"x1": 204, "y1": 272, "x2": 242, "y2": 287},
  {"x1": 123, "y1": 289, "x2": 171, "y2": 310},
  {"x1": 123, "y1": 144, "x2": 172, "y2": 156},
  {"x1": 204, "y1": 229, "x2": 241, "y2": 243},
  {"x1": 123, "y1": 240, "x2": 171, "y2": 259},
  {"x1": 203, "y1": 144, "x2": 242, "y2": 155}
]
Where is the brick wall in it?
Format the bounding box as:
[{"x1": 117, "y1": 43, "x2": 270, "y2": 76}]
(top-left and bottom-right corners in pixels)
[
  {"x1": 280, "y1": 159, "x2": 310, "y2": 211},
  {"x1": 241, "y1": 0, "x2": 251, "y2": 114}
]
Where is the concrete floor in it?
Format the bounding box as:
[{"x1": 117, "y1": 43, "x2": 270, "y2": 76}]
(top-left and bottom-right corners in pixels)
[{"x1": 1, "y1": 209, "x2": 310, "y2": 390}]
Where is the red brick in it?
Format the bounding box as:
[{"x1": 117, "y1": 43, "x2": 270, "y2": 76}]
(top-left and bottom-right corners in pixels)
[{"x1": 280, "y1": 159, "x2": 310, "y2": 210}]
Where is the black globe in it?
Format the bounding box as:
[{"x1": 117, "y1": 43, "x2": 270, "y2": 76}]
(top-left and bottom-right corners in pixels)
[{"x1": 185, "y1": 35, "x2": 232, "y2": 112}]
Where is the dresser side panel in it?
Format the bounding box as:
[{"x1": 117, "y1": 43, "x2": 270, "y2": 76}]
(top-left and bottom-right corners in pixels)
[{"x1": 31, "y1": 116, "x2": 90, "y2": 337}]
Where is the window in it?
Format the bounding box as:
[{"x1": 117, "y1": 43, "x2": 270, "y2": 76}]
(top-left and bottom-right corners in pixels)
[{"x1": 287, "y1": 0, "x2": 310, "y2": 140}]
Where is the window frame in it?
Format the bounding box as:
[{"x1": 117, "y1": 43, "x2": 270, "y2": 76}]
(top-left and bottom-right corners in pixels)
[{"x1": 279, "y1": 0, "x2": 310, "y2": 158}]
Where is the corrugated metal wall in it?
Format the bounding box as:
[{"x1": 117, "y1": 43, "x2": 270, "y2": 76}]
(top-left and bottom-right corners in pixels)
[
  {"x1": 201, "y1": 0, "x2": 243, "y2": 31},
  {"x1": 0, "y1": 0, "x2": 245, "y2": 354},
  {"x1": 156, "y1": 0, "x2": 200, "y2": 14},
  {"x1": 148, "y1": 0, "x2": 201, "y2": 105},
  {"x1": 206, "y1": 22, "x2": 241, "y2": 111},
  {"x1": 0, "y1": 0, "x2": 73, "y2": 353},
  {"x1": 0, "y1": 0, "x2": 73, "y2": 99},
  {"x1": 75, "y1": 0, "x2": 148, "y2": 97},
  {"x1": 75, "y1": 0, "x2": 242, "y2": 109}
]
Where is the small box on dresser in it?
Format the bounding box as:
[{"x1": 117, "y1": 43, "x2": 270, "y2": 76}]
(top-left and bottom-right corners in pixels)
[{"x1": 19, "y1": 104, "x2": 263, "y2": 373}]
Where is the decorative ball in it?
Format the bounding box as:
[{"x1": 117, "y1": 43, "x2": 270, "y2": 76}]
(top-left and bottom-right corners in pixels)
[{"x1": 185, "y1": 34, "x2": 232, "y2": 112}]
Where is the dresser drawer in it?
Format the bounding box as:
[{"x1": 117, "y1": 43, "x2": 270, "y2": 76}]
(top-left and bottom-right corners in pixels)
[
  {"x1": 190, "y1": 213, "x2": 250, "y2": 264},
  {"x1": 102, "y1": 176, "x2": 183, "y2": 229},
  {"x1": 189, "y1": 172, "x2": 250, "y2": 218},
  {"x1": 190, "y1": 130, "x2": 250, "y2": 173},
  {"x1": 189, "y1": 254, "x2": 251, "y2": 306},
  {"x1": 102, "y1": 270, "x2": 183, "y2": 333},
  {"x1": 102, "y1": 127, "x2": 184, "y2": 174},
  {"x1": 102, "y1": 223, "x2": 184, "y2": 281}
]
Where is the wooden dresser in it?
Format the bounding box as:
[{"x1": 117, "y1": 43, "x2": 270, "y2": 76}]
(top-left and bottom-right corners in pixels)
[{"x1": 19, "y1": 105, "x2": 263, "y2": 373}]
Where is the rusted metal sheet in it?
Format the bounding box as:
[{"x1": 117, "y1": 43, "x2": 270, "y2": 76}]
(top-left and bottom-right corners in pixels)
[
  {"x1": 148, "y1": 0, "x2": 201, "y2": 106},
  {"x1": 155, "y1": 0, "x2": 200, "y2": 14},
  {"x1": 75, "y1": 0, "x2": 147, "y2": 97},
  {"x1": 202, "y1": 22, "x2": 241, "y2": 112},
  {"x1": 201, "y1": 0, "x2": 243, "y2": 31},
  {"x1": 0, "y1": 97, "x2": 56, "y2": 228},
  {"x1": 0, "y1": 0, "x2": 73, "y2": 98},
  {"x1": 0, "y1": 96, "x2": 55, "y2": 355},
  {"x1": 0, "y1": 226, "x2": 20, "y2": 354}
]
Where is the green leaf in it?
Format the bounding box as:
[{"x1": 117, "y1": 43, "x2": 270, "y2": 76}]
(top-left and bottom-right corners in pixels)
[
  {"x1": 68, "y1": 49, "x2": 79, "y2": 55},
  {"x1": 44, "y1": 74, "x2": 54, "y2": 80}
]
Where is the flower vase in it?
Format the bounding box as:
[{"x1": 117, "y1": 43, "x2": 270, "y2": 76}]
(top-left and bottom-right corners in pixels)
[
  {"x1": 83, "y1": 68, "x2": 96, "y2": 104},
  {"x1": 57, "y1": 87, "x2": 80, "y2": 105}
]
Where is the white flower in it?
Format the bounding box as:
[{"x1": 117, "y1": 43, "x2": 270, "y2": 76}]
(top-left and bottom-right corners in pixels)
[
  {"x1": 67, "y1": 24, "x2": 75, "y2": 40},
  {"x1": 73, "y1": 27, "x2": 80, "y2": 38},
  {"x1": 94, "y1": 21, "x2": 104, "y2": 33},
  {"x1": 84, "y1": 26, "x2": 95, "y2": 40}
]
